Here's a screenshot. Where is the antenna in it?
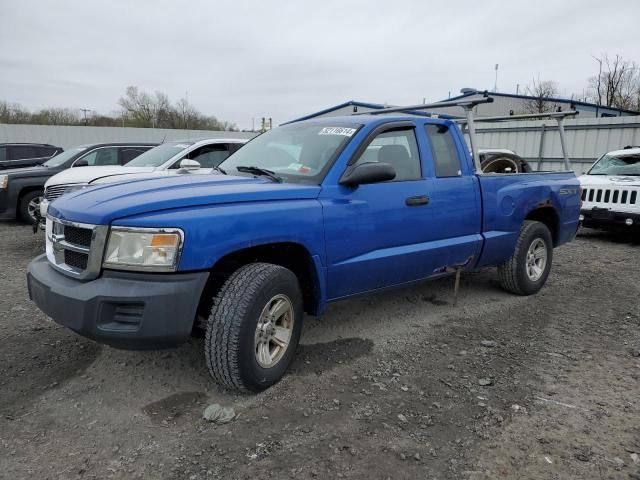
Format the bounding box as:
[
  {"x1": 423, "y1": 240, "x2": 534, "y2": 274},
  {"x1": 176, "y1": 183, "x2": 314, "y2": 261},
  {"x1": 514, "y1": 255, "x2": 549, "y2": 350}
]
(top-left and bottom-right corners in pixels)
[{"x1": 493, "y1": 64, "x2": 499, "y2": 92}]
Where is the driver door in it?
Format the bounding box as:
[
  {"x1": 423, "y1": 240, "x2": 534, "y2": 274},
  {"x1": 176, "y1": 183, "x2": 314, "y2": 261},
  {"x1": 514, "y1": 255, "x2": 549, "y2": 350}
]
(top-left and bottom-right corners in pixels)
[{"x1": 320, "y1": 124, "x2": 436, "y2": 299}]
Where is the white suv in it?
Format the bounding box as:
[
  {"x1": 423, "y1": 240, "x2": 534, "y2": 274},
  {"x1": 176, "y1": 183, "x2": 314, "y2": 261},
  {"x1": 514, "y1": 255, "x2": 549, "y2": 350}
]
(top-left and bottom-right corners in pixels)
[
  {"x1": 41, "y1": 138, "x2": 247, "y2": 218},
  {"x1": 578, "y1": 147, "x2": 640, "y2": 232}
]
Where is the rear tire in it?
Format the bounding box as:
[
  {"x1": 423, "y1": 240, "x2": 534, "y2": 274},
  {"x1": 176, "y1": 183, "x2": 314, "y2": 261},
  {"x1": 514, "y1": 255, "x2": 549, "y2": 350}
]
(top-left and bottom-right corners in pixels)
[
  {"x1": 18, "y1": 190, "x2": 43, "y2": 224},
  {"x1": 498, "y1": 220, "x2": 553, "y2": 295},
  {"x1": 204, "y1": 263, "x2": 304, "y2": 392}
]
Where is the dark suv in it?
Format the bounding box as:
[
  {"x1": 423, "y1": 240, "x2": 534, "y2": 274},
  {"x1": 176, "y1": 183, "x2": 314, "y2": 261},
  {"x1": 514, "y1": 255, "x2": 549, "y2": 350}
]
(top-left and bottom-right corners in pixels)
[
  {"x1": 0, "y1": 143, "x2": 63, "y2": 170},
  {"x1": 0, "y1": 143, "x2": 156, "y2": 224}
]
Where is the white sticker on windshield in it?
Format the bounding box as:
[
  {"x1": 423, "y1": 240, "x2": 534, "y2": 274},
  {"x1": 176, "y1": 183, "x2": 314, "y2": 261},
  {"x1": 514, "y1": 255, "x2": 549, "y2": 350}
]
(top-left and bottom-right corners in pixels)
[{"x1": 318, "y1": 127, "x2": 356, "y2": 137}]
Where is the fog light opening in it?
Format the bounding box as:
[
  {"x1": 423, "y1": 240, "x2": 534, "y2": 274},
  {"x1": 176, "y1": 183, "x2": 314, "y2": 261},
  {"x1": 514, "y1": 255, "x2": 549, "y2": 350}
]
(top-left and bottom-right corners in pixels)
[
  {"x1": 625, "y1": 218, "x2": 633, "y2": 226},
  {"x1": 579, "y1": 214, "x2": 585, "y2": 222}
]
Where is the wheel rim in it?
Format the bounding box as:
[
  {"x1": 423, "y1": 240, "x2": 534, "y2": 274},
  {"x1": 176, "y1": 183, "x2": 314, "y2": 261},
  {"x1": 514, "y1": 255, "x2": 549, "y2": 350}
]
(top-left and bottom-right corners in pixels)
[
  {"x1": 254, "y1": 294, "x2": 294, "y2": 368},
  {"x1": 27, "y1": 196, "x2": 42, "y2": 222},
  {"x1": 526, "y1": 238, "x2": 547, "y2": 281}
]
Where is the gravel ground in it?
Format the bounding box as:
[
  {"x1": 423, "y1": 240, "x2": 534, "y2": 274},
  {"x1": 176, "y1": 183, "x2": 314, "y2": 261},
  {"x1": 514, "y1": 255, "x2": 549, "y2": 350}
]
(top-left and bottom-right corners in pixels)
[{"x1": 0, "y1": 221, "x2": 639, "y2": 480}]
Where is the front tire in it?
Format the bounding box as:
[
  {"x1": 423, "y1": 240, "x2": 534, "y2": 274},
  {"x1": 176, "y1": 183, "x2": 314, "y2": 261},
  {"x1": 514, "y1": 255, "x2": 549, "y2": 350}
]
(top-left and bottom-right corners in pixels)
[
  {"x1": 498, "y1": 220, "x2": 553, "y2": 295},
  {"x1": 204, "y1": 263, "x2": 304, "y2": 392},
  {"x1": 19, "y1": 190, "x2": 43, "y2": 224}
]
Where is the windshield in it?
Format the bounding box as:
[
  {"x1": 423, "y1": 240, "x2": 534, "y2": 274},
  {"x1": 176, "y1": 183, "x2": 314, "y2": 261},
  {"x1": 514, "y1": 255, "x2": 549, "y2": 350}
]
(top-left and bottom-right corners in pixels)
[
  {"x1": 589, "y1": 153, "x2": 640, "y2": 176},
  {"x1": 219, "y1": 123, "x2": 361, "y2": 183},
  {"x1": 43, "y1": 147, "x2": 88, "y2": 167},
  {"x1": 125, "y1": 142, "x2": 191, "y2": 167}
]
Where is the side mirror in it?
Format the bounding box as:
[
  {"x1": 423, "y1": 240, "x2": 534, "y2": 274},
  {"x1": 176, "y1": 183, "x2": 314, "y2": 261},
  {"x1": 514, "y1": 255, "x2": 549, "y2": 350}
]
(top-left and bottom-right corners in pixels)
[
  {"x1": 339, "y1": 162, "x2": 396, "y2": 187},
  {"x1": 179, "y1": 159, "x2": 201, "y2": 171},
  {"x1": 73, "y1": 160, "x2": 88, "y2": 167}
]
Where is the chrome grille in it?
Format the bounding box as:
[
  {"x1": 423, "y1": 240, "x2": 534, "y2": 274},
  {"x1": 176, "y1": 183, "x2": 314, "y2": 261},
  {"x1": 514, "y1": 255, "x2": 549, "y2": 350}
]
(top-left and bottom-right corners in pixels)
[
  {"x1": 44, "y1": 184, "x2": 72, "y2": 201},
  {"x1": 45, "y1": 217, "x2": 108, "y2": 280},
  {"x1": 581, "y1": 187, "x2": 638, "y2": 206}
]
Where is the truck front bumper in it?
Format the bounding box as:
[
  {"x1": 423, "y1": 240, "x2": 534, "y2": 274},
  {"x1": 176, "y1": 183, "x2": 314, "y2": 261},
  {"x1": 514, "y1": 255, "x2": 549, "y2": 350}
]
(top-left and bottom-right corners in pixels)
[
  {"x1": 27, "y1": 254, "x2": 209, "y2": 350},
  {"x1": 580, "y1": 208, "x2": 640, "y2": 231}
]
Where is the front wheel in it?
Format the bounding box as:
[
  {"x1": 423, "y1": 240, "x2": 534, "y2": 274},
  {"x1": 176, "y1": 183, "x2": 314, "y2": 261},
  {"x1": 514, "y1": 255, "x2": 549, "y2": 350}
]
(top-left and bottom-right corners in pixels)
[
  {"x1": 19, "y1": 190, "x2": 43, "y2": 224},
  {"x1": 204, "y1": 263, "x2": 304, "y2": 392},
  {"x1": 498, "y1": 220, "x2": 553, "y2": 295}
]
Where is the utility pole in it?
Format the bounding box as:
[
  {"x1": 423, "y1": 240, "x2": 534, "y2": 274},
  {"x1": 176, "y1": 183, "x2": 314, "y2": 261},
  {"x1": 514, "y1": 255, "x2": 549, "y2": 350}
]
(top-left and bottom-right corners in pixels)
[
  {"x1": 79, "y1": 108, "x2": 92, "y2": 126},
  {"x1": 493, "y1": 64, "x2": 499, "y2": 92},
  {"x1": 592, "y1": 55, "x2": 602, "y2": 117}
]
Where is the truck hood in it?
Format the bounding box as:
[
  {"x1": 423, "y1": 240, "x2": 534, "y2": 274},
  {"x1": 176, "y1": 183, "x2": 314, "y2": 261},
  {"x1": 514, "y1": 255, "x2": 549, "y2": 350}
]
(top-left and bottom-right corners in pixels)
[
  {"x1": 44, "y1": 166, "x2": 155, "y2": 188},
  {"x1": 578, "y1": 174, "x2": 640, "y2": 187},
  {"x1": 91, "y1": 168, "x2": 214, "y2": 185},
  {"x1": 48, "y1": 174, "x2": 321, "y2": 224}
]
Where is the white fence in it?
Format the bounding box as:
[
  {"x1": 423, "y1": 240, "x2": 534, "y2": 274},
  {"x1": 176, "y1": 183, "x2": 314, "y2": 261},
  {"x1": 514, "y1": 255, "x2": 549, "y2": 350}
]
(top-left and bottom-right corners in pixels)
[
  {"x1": 0, "y1": 124, "x2": 256, "y2": 149},
  {"x1": 471, "y1": 115, "x2": 640, "y2": 174}
]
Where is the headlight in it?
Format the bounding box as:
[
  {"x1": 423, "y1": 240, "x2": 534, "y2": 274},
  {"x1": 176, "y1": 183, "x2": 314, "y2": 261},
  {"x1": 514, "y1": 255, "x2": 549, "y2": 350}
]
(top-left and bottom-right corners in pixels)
[
  {"x1": 103, "y1": 227, "x2": 184, "y2": 271},
  {"x1": 0, "y1": 175, "x2": 7, "y2": 189}
]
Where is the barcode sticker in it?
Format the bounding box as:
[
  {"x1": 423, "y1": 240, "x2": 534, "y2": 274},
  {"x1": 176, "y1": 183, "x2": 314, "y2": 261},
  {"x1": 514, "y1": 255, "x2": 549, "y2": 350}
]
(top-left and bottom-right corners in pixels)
[{"x1": 318, "y1": 127, "x2": 357, "y2": 137}]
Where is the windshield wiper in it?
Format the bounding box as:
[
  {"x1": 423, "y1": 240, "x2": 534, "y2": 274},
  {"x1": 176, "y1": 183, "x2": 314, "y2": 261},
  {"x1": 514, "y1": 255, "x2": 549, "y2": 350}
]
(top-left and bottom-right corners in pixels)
[
  {"x1": 235, "y1": 166, "x2": 282, "y2": 183},
  {"x1": 214, "y1": 166, "x2": 227, "y2": 175}
]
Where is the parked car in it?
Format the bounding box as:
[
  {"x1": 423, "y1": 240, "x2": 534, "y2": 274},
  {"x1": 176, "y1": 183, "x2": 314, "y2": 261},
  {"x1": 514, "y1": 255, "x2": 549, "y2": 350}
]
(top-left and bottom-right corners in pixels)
[
  {"x1": 27, "y1": 113, "x2": 580, "y2": 392},
  {"x1": 40, "y1": 138, "x2": 248, "y2": 218},
  {"x1": 578, "y1": 146, "x2": 640, "y2": 232},
  {"x1": 0, "y1": 143, "x2": 156, "y2": 223},
  {"x1": 0, "y1": 143, "x2": 63, "y2": 170}
]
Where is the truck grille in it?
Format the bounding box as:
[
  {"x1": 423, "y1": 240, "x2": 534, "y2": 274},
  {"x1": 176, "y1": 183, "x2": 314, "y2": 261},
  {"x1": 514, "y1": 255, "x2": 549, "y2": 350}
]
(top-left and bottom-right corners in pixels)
[
  {"x1": 581, "y1": 187, "x2": 638, "y2": 206},
  {"x1": 63, "y1": 225, "x2": 93, "y2": 247},
  {"x1": 45, "y1": 217, "x2": 108, "y2": 280},
  {"x1": 64, "y1": 250, "x2": 89, "y2": 270}
]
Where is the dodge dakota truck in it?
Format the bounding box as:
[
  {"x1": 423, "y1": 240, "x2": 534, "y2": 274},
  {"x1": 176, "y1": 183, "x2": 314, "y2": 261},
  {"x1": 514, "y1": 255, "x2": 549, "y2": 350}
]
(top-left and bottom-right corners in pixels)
[{"x1": 27, "y1": 104, "x2": 581, "y2": 392}]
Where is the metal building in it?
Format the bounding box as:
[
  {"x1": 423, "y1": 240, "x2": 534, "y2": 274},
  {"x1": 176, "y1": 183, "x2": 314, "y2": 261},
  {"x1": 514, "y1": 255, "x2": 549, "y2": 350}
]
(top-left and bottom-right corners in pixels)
[
  {"x1": 292, "y1": 93, "x2": 638, "y2": 123},
  {"x1": 429, "y1": 91, "x2": 638, "y2": 119}
]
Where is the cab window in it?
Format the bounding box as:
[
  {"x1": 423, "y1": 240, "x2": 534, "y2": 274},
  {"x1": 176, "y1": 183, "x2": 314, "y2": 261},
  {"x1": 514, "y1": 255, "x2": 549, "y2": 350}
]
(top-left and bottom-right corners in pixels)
[
  {"x1": 425, "y1": 124, "x2": 462, "y2": 177},
  {"x1": 353, "y1": 128, "x2": 421, "y2": 181}
]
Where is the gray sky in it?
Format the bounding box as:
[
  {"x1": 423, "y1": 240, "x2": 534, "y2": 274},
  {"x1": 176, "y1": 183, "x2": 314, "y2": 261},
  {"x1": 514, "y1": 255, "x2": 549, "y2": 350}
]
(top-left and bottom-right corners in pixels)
[{"x1": 1, "y1": 0, "x2": 638, "y2": 129}]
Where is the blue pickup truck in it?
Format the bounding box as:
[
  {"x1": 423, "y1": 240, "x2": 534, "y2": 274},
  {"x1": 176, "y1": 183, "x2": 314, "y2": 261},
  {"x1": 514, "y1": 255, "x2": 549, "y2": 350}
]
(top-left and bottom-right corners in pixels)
[{"x1": 27, "y1": 111, "x2": 580, "y2": 392}]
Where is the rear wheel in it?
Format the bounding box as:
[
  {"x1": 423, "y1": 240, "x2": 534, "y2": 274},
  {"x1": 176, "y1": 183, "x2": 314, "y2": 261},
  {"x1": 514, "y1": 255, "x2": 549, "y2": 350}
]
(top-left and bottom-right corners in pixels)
[
  {"x1": 18, "y1": 190, "x2": 43, "y2": 224},
  {"x1": 498, "y1": 220, "x2": 553, "y2": 295},
  {"x1": 204, "y1": 263, "x2": 304, "y2": 392}
]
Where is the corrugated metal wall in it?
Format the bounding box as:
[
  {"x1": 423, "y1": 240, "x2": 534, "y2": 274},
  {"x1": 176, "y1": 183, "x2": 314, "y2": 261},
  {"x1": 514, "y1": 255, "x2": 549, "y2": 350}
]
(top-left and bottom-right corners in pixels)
[
  {"x1": 0, "y1": 124, "x2": 256, "y2": 149},
  {"x1": 470, "y1": 115, "x2": 640, "y2": 174}
]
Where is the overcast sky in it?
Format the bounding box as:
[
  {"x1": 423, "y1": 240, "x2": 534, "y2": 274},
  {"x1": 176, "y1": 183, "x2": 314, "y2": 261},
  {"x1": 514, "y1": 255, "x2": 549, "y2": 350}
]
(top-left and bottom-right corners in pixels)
[{"x1": 1, "y1": 0, "x2": 638, "y2": 129}]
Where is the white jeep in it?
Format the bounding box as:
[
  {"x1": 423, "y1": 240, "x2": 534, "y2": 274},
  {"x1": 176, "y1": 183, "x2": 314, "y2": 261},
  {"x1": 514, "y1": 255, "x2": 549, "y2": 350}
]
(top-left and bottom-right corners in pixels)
[{"x1": 578, "y1": 147, "x2": 640, "y2": 233}]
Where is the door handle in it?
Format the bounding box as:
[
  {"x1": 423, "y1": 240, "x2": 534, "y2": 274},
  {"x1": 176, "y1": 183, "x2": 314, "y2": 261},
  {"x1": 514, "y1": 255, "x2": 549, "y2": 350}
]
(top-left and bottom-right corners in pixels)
[{"x1": 405, "y1": 195, "x2": 430, "y2": 206}]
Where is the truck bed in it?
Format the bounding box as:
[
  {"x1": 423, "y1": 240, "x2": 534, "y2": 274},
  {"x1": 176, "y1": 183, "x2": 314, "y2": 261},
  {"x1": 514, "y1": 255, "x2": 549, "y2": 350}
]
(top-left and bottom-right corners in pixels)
[{"x1": 476, "y1": 171, "x2": 581, "y2": 268}]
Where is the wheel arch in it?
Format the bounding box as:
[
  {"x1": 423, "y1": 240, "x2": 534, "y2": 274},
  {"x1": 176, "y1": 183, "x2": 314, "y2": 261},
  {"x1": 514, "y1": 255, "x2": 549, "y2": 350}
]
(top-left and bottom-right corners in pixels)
[
  {"x1": 525, "y1": 206, "x2": 560, "y2": 246},
  {"x1": 196, "y1": 242, "x2": 324, "y2": 323}
]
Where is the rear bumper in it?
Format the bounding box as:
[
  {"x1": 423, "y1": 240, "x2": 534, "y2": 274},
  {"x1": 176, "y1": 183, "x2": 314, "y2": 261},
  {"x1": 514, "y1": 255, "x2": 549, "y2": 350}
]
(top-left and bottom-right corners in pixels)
[
  {"x1": 27, "y1": 254, "x2": 209, "y2": 350},
  {"x1": 580, "y1": 208, "x2": 640, "y2": 230}
]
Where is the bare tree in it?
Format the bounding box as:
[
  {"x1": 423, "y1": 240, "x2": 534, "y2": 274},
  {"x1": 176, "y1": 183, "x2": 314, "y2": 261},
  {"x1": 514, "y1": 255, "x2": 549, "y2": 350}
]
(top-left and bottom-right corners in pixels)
[
  {"x1": 588, "y1": 54, "x2": 640, "y2": 111},
  {"x1": 1, "y1": 87, "x2": 238, "y2": 130},
  {"x1": 523, "y1": 77, "x2": 559, "y2": 113},
  {"x1": 118, "y1": 86, "x2": 157, "y2": 127}
]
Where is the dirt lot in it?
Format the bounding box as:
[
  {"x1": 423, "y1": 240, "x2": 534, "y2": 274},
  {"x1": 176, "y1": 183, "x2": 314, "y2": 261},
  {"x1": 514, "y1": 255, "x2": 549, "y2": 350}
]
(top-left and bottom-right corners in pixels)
[{"x1": 0, "y1": 221, "x2": 639, "y2": 480}]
